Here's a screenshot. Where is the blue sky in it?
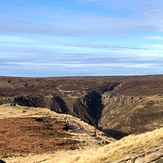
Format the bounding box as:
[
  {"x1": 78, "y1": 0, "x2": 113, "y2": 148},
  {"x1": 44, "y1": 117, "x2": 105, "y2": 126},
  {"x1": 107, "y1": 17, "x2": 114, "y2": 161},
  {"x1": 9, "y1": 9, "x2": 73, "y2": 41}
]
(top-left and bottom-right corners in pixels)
[{"x1": 0, "y1": 0, "x2": 163, "y2": 77}]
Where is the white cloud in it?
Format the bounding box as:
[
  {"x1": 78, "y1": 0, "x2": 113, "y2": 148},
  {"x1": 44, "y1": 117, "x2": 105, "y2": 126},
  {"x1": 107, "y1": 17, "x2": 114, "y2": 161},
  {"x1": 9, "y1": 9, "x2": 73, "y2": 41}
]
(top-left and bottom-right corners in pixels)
[
  {"x1": 4, "y1": 61, "x2": 157, "y2": 69},
  {"x1": 145, "y1": 36, "x2": 163, "y2": 40}
]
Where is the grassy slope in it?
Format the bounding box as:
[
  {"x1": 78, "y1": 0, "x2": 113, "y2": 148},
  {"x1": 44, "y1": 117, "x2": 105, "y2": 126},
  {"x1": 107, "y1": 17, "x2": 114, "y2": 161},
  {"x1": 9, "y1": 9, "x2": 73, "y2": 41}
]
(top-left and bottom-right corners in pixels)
[
  {"x1": 3, "y1": 127, "x2": 163, "y2": 163},
  {"x1": 100, "y1": 95, "x2": 163, "y2": 135},
  {"x1": 0, "y1": 105, "x2": 114, "y2": 162}
]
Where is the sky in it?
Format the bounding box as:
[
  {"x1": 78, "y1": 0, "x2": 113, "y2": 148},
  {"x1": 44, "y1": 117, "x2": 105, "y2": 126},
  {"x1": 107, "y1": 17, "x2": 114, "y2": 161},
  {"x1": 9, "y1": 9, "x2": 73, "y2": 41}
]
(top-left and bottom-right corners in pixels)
[{"x1": 0, "y1": 0, "x2": 163, "y2": 77}]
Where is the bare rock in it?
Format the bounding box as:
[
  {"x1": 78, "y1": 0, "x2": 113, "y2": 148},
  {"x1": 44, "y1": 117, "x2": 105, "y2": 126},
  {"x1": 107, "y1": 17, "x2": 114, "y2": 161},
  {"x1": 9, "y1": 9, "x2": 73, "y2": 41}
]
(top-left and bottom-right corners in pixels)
[{"x1": 113, "y1": 145, "x2": 163, "y2": 163}]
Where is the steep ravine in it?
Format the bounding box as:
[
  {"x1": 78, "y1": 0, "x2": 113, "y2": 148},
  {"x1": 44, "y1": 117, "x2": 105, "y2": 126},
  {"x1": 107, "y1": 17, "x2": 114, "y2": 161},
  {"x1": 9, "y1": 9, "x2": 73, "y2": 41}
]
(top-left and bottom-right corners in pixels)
[
  {"x1": 0, "y1": 84, "x2": 146, "y2": 140},
  {"x1": 0, "y1": 83, "x2": 119, "y2": 129},
  {"x1": 1, "y1": 80, "x2": 163, "y2": 140},
  {"x1": 72, "y1": 90, "x2": 103, "y2": 126},
  {"x1": 0, "y1": 91, "x2": 106, "y2": 126}
]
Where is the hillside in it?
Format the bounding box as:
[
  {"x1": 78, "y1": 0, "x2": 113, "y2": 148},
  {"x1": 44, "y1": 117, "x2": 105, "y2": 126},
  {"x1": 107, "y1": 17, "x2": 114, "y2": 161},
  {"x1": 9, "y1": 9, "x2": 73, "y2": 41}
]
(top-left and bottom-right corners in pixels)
[
  {"x1": 0, "y1": 75, "x2": 163, "y2": 139},
  {"x1": 58, "y1": 127, "x2": 163, "y2": 163},
  {"x1": 3, "y1": 124, "x2": 163, "y2": 163},
  {"x1": 0, "y1": 104, "x2": 114, "y2": 162},
  {"x1": 1, "y1": 104, "x2": 162, "y2": 163}
]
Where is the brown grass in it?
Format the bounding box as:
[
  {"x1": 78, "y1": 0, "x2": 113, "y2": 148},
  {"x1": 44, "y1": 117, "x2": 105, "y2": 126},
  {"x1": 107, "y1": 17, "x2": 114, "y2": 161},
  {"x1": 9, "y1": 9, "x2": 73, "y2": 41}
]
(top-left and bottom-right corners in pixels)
[
  {"x1": 0, "y1": 105, "x2": 115, "y2": 162},
  {"x1": 0, "y1": 117, "x2": 76, "y2": 158},
  {"x1": 3, "y1": 127, "x2": 163, "y2": 163},
  {"x1": 70, "y1": 128, "x2": 163, "y2": 163}
]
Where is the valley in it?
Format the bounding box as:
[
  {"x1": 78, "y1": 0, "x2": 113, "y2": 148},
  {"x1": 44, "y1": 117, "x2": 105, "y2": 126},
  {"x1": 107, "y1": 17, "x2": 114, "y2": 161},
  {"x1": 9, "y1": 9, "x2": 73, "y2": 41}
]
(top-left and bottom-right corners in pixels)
[{"x1": 0, "y1": 75, "x2": 163, "y2": 162}]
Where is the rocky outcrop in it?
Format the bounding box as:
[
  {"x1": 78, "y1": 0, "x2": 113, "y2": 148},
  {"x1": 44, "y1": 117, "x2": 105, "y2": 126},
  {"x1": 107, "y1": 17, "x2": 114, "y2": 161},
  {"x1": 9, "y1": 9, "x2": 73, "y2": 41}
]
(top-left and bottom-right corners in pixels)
[
  {"x1": 13, "y1": 95, "x2": 68, "y2": 113},
  {"x1": 113, "y1": 145, "x2": 163, "y2": 163},
  {"x1": 0, "y1": 97, "x2": 15, "y2": 105},
  {"x1": 102, "y1": 94, "x2": 142, "y2": 106}
]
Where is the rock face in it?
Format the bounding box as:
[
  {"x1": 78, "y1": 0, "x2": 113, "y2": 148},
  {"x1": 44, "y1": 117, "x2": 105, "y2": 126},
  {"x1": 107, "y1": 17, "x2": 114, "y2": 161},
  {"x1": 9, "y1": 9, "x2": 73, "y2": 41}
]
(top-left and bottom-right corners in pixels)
[
  {"x1": 0, "y1": 76, "x2": 163, "y2": 139},
  {"x1": 102, "y1": 94, "x2": 141, "y2": 106},
  {"x1": 113, "y1": 145, "x2": 163, "y2": 163},
  {"x1": 14, "y1": 95, "x2": 68, "y2": 113},
  {"x1": 73, "y1": 90, "x2": 102, "y2": 126}
]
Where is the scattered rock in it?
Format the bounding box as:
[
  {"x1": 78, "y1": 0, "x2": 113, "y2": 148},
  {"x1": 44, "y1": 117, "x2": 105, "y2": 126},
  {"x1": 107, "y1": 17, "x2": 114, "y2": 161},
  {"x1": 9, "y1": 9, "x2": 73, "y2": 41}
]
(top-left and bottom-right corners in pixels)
[{"x1": 113, "y1": 145, "x2": 163, "y2": 163}]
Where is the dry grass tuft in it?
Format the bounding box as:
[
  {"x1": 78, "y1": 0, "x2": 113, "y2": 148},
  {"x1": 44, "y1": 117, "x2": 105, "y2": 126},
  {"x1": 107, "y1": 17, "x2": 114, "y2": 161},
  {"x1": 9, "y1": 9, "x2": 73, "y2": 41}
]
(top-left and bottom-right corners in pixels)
[{"x1": 70, "y1": 127, "x2": 163, "y2": 163}]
